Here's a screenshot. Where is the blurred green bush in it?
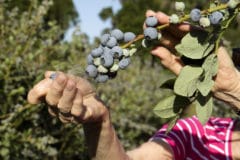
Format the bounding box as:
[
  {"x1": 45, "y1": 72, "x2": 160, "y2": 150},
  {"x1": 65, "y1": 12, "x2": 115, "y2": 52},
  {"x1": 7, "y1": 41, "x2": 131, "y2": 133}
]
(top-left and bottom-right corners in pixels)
[{"x1": 0, "y1": 0, "x2": 90, "y2": 159}]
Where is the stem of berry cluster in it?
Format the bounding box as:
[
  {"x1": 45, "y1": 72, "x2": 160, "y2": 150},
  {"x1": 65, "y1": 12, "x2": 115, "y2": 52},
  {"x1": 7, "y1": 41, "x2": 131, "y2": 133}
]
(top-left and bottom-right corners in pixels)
[
  {"x1": 121, "y1": 3, "x2": 239, "y2": 49},
  {"x1": 214, "y1": 8, "x2": 239, "y2": 53},
  {"x1": 121, "y1": 34, "x2": 144, "y2": 49}
]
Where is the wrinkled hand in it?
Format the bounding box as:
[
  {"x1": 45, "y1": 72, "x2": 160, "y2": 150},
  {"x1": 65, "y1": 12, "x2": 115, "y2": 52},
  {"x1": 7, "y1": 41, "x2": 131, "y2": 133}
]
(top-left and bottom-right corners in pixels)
[
  {"x1": 28, "y1": 71, "x2": 108, "y2": 123},
  {"x1": 145, "y1": 10, "x2": 240, "y2": 99}
]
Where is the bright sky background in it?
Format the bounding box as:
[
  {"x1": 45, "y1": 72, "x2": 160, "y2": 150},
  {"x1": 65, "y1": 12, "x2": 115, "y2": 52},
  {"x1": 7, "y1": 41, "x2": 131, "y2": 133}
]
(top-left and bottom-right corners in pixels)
[{"x1": 65, "y1": 0, "x2": 121, "y2": 43}]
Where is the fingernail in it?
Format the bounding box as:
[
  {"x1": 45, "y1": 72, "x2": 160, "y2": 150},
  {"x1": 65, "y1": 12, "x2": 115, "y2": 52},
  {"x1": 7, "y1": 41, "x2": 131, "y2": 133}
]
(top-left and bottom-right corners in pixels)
[{"x1": 50, "y1": 73, "x2": 57, "y2": 80}]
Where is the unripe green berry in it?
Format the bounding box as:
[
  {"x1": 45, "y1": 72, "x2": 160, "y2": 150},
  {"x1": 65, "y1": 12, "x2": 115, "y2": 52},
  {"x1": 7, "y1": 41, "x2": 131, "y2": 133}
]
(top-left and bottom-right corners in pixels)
[
  {"x1": 110, "y1": 63, "x2": 119, "y2": 72},
  {"x1": 158, "y1": 33, "x2": 162, "y2": 40},
  {"x1": 169, "y1": 14, "x2": 180, "y2": 24},
  {"x1": 129, "y1": 48, "x2": 137, "y2": 56},
  {"x1": 199, "y1": 17, "x2": 211, "y2": 27},
  {"x1": 123, "y1": 49, "x2": 130, "y2": 57},
  {"x1": 227, "y1": 0, "x2": 239, "y2": 8},
  {"x1": 175, "y1": 2, "x2": 185, "y2": 12},
  {"x1": 98, "y1": 65, "x2": 108, "y2": 73},
  {"x1": 93, "y1": 57, "x2": 101, "y2": 66}
]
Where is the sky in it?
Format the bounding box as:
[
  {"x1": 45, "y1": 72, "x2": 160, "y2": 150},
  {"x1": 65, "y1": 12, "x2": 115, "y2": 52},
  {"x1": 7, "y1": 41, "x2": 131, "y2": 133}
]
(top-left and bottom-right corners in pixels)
[{"x1": 65, "y1": 0, "x2": 121, "y2": 42}]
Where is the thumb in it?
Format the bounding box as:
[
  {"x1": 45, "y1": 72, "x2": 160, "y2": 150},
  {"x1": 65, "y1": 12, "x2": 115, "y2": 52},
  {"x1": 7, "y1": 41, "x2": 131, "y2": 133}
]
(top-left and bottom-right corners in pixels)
[
  {"x1": 27, "y1": 79, "x2": 52, "y2": 104},
  {"x1": 151, "y1": 46, "x2": 183, "y2": 75}
]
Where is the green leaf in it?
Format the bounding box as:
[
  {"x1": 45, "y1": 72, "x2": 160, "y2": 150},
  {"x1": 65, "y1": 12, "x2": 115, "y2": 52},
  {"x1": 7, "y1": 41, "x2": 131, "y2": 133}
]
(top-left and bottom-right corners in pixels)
[
  {"x1": 174, "y1": 65, "x2": 203, "y2": 97},
  {"x1": 197, "y1": 78, "x2": 214, "y2": 96},
  {"x1": 195, "y1": 94, "x2": 213, "y2": 124},
  {"x1": 160, "y1": 78, "x2": 176, "y2": 90},
  {"x1": 202, "y1": 54, "x2": 218, "y2": 77},
  {"x1": 175, "y1": 30, "x2": 214, "y2": 59},
  {"x1": 197, "y1": 54, "x2": 218, "y2": 96},
  {"x1": 153, "y1": 94, "x2": 190, "y2": 118},
  {"x1": 166, "y1": 114, "x2": 180, "y2": 133}
]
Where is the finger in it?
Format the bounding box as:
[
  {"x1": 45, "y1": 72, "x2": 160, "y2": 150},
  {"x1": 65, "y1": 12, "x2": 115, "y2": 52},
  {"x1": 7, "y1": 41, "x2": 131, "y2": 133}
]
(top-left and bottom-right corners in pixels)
[
  {"x1": 28, "y1": 79, "x2": 51, "y2": 104},
  {"x1": 58, "y1": 79, "x2": 77, "y2": 113},
  {"x1": 151, "y1": 46, "x2": 183, "y2": 75},
  {"x1": 71, "y1": 90, "x2": 84, "y2": 117},
  {"x1": 45, "y1": 72, "x2": 67, "y2": 106},
  {"x1": 155, "y1": 11, "x2": 191, "y2": 38},
  {"x1": 58, "y1": 113, "x2": 71, "y2": 123},
  {"x1": 48, "y1": 106, "x2": 58, "y2": 117},
  {"x1": 159, "y1": 31, "x2": 179, "y2": 50},
  {"x1": 70, "y1": 116, "x2": 81, "y2": 124},
  {"x1": 76, "y1": 77, "x2": 95, "y2": 97},
  {"x1": 70, "y1": 90, "x2": 92, "y2": 122},
  {"x1": 217, "y1": 47, "x2": 235, "y2": 68},
  {"x1": 146, "y1": 9, "x2": 156, "y2": 17}
]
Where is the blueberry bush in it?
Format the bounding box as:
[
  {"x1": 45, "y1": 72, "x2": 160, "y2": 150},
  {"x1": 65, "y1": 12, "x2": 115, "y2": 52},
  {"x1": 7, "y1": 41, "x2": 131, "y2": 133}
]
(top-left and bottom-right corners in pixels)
[{"x1": 0, "y1": 0, "x2": 90, "y2": 159}]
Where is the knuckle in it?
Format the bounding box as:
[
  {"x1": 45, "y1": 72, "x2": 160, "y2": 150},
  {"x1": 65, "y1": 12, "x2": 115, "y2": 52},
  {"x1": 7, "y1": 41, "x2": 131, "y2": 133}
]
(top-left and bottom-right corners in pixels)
[{"x1": 57, "y1": 101, "x2": 72, "y2": 112}]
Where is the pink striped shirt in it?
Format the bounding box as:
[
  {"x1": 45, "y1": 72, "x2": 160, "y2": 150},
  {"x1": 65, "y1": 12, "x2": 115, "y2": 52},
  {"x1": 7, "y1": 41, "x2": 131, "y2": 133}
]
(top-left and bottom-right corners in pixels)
[{"x1": 151, "y1": 116, "x2": 236, "y2": 160}]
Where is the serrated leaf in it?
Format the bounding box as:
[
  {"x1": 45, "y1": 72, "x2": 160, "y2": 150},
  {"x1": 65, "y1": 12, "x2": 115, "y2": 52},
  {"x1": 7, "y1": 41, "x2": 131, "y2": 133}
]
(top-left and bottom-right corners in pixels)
[
  {"x1": 153, "y1": 94, "x2": 190, "y2": 118},
  {"x1": 197, "y1": 78, "x2": 214, "y2": 96},
  {"x1": 195, "y1": 94, "x2": 213, "y2": 124},
  {"x1": 175, "y1": 30, "x2": 214, "y2": 59},
  {"x1": 160, "y1": 78, "x2": 176, "y2": 90},
  {"x1": 202, "y1": 54, "x2": 218, "y2": 77},
  {"x1": 174, "y1": 66, "x2": 203, "y2": 97}
]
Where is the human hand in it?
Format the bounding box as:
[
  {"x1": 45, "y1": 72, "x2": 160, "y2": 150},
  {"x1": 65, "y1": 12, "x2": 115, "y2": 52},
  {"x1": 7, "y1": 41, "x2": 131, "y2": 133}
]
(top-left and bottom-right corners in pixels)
[
  {"x1": 145, "y1": 10, "x2": 240, "y2": 105},
  {"x1": 27, "y1": 71, "x2": 109, "y2": 123}
]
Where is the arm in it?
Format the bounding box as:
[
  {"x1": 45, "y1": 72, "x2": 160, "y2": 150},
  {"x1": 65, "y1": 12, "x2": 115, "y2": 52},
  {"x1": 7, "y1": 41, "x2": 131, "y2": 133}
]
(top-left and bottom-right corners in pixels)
[{"x1": 27, "y1": 71, "x2": 174, "y2": 160}]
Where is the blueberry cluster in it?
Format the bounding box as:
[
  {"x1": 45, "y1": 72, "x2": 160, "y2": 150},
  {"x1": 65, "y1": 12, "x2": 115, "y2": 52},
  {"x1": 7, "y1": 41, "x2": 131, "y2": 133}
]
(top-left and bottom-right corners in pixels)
[
  {"x1": 85, "y1": 1, "x2": 240, "y2": 83},
  {"x1": 190, "y1": 8, "x2": 224, "y2": 27},
  {"x1": 85, "y1": 29, "x2": 136, "y2": 83},
  {"x1": 170, "y1": 1, "x2": 240, "y2": 28},
  {"x1": 142, "y1": 16, "x2": 162, "y2": 47},
  {"x1": 189, "y1": 0, "x2": 240, "y2": 27}
]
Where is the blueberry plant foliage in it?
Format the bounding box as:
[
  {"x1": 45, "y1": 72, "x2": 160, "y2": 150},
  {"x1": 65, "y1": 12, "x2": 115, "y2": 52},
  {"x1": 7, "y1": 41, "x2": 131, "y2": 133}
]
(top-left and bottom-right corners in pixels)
[
  {"x1": 86, "y1": 0, "x2": 240, "y2": 130},
  {"x1": 0, "y1": 0, "x2": 91, "y2": 159}
]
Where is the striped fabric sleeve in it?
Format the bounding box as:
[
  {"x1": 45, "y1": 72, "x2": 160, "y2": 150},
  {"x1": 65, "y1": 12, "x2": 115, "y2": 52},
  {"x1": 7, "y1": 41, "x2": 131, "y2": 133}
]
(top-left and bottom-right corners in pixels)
[
  {"x1": 150, "y1": 117, "x2": 206, "y2": 160},
  {"x1": 150, "y1": 116, "x2": 235, "y2": 160},
  {"x1": 150, "y1": 120, "x2": 188, "y2": 159}
]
